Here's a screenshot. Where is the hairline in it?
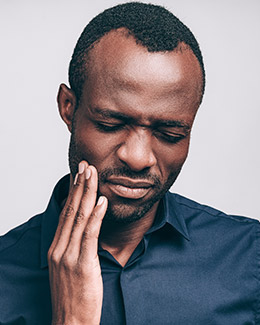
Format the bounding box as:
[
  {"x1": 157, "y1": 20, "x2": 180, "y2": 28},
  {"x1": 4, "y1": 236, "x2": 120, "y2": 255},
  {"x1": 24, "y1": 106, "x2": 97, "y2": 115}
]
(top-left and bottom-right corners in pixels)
[{"x1": 73, "y1": 27, "x2": 204, "y2": 106}]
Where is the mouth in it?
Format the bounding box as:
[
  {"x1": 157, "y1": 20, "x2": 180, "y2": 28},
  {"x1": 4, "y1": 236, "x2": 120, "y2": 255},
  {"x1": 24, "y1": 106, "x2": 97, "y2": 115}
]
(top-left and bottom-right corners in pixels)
[{"x1": 106, "y1": 177, "x2": 154, "y2": 199}]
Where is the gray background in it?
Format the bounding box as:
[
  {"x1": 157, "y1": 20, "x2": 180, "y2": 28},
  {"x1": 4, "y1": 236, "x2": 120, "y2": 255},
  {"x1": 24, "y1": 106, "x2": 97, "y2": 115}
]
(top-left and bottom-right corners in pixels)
[{"x1": 1, "y1": 0, "x2": 259, "y2": 235}]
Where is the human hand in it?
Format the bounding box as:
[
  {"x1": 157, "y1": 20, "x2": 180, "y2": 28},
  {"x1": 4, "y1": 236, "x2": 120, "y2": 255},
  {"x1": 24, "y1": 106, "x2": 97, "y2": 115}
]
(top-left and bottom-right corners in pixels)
[{"x1": 48, "y1": 161, "x2": 108, "y2": 325}]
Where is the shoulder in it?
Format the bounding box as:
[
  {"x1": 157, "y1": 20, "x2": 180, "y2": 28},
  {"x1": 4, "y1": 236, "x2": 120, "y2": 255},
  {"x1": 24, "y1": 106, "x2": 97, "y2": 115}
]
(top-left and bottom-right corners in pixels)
[
  {"x1": 166, "y1": 191, "x2": 260, "y2": 244},
  {"x1": 168, "y1": 191, "x2": 259, "y2": 226},
  {"x1": 0, "y1": 213, "x2": 43, "y2": 254},
  {"x1": 0, "y1": 214, "x2": 51, "y2": 324},
  {"x1": 166, "y1": 192, "x2": 260, "y2": 322}
]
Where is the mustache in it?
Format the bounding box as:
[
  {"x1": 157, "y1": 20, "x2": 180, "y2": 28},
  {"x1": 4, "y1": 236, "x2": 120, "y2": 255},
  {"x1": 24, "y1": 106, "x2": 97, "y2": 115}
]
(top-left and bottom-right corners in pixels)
[{"x1": 99, "y1": 167, "x2": 161, "y2": 187}]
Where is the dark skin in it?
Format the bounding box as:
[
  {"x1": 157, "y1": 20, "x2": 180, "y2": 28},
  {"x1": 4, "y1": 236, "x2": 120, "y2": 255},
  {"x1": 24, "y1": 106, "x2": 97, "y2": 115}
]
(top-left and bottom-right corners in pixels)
[{"x1": 48, "y1": 29, "x2": 203, "y2": 324}]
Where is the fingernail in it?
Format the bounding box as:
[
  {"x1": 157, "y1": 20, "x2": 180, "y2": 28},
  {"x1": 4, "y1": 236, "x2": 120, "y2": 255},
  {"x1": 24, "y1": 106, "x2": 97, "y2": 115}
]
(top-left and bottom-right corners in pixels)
[
  {"x1": 86, "y1": 168, "x2": 91, "y2": 180},
  {"x1": 78, "y1": 162, "x2": 84, "y2": 174},
  {"x1": 74, "y1": 173, "x2": 78, "y2": 185},
  {"x1": 97, "y1": 196, "x2": 105, "y2": 206}
]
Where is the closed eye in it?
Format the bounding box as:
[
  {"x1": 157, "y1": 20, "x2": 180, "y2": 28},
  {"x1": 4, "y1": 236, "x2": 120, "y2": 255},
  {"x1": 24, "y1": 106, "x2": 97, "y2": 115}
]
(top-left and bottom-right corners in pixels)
[
  {"x1": 95, "y1": 122, "x2": 125, "y2": 132},
  {"x1": 154, "y1": 130, "x2": 185, "y2": 144},
  {"x1": 94, "y1": 121, "x2": 186, "y2": 143}
]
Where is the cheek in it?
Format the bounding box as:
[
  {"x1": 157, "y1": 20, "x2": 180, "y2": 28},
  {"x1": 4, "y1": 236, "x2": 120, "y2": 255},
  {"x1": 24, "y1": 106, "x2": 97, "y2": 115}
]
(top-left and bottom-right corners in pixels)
[
  {"x1": 76, "y1": 126, "x2": 118, "y2": 167},
  {"x1": 156, "y1": 140, "x2": 190, "y2": 177}
]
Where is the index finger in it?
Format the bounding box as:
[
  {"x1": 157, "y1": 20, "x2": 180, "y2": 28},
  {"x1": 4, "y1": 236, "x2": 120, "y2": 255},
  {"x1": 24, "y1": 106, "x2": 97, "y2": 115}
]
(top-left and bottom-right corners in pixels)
[{"x1": 48, "y1": 161, "x2": 89, "y2": 255}]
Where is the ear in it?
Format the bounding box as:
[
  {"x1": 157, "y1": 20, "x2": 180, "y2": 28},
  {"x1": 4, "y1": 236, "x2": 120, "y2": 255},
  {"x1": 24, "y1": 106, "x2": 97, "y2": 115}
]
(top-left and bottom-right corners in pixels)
[{"x1": 57, "y1": 83, "x2": 77, "y2": 133}]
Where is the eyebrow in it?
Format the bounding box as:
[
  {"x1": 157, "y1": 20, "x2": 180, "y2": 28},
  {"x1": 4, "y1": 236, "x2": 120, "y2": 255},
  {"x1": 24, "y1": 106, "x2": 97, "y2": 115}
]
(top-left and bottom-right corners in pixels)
[
  {"x1": 153, "y1": 120, "x2": 191, "y2": 131},
  {"x1": 92, "y1": 107, "x2": 135, "y2": 123},
  {"x1": 92, "y1": 107, "x2": 191, "y2": 131}
]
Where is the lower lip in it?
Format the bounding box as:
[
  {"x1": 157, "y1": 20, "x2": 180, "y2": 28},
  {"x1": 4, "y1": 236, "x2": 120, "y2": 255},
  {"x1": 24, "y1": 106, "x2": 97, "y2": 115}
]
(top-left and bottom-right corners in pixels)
[{"x1": 107, "y1": 183, "x2": 151, "y2": 199}]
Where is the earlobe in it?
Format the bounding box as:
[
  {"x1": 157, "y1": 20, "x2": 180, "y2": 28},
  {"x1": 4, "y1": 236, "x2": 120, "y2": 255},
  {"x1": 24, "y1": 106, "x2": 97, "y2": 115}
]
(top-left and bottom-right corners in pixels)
[{"x1": 57, "y1": 83, "x2": 77, "y2": 133}]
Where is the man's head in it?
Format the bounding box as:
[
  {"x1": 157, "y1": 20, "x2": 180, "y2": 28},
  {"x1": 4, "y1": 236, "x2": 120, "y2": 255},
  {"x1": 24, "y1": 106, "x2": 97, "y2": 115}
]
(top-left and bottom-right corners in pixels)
[
  {"x1": 58, "y1": 2, "x2": 204, "y2": 224},
  {"x1": 68, "y1": 2, "x2": 205, "y2": 104}
]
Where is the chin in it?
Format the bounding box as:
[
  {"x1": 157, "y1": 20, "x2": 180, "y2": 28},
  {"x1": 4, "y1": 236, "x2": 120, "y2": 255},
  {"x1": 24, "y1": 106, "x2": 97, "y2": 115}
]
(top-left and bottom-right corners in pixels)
[
  {"x1": 102, "y1": 170, "x2": 179, "y2": 224},
  {"x1": 103, "y1": 197, "x2": 159, "y2": 225}
]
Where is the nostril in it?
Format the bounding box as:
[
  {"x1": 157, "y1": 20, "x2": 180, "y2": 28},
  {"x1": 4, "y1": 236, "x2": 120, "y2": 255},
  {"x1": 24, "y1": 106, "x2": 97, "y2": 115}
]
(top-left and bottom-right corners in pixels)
[
  {"x1": 116, "y1": 140, "x2": 156, "y2": 172},
  {"x1": 115, "y1": 127, "x2": 157, "y2": 170}
]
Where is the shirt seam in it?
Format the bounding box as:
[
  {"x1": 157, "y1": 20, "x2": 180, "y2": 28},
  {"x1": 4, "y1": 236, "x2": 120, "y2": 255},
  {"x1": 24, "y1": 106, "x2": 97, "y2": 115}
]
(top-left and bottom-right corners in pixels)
[
  {"x1": 174, "y1": 195, "x2": 259, "y2": 225},
  {"x1": 0, "y1": 225, "x2": 41, "y2": 254}
]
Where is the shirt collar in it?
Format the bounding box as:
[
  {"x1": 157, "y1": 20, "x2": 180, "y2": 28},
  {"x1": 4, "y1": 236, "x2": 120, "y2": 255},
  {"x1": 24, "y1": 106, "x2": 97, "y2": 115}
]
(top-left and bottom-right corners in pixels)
[
  {"x1": 40, "y1": 176, "x2": 190, "y2": 268},
  {"x1": 145, "y1": 191, "x2": 190, "y2": 241}
]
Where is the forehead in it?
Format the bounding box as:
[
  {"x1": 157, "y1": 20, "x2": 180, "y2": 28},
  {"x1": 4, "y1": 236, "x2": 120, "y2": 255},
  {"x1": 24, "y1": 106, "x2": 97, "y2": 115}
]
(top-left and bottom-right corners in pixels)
[{"x1": 81, "y1": 29, "x2": 203, "y2": 122}]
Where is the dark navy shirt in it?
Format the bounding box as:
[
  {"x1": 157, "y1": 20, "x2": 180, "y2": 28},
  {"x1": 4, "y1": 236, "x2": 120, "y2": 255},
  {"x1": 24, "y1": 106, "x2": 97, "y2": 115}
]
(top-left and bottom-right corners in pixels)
[{"x1": 1, "y1": 175, "x2": 260, "y2": 324}]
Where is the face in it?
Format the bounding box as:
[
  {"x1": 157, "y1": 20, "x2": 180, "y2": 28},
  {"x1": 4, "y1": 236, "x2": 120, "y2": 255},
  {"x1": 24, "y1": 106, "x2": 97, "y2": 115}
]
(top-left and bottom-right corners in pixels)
[{"x1": 60, "y1": 30, "x2": 203, "y2": 224}]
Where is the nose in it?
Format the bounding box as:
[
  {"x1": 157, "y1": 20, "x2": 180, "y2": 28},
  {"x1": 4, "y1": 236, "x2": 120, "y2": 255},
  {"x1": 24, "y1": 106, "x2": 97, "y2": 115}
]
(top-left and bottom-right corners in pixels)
[{"x1": 116, "y1": 127, "x2": 157, "y2": 171}]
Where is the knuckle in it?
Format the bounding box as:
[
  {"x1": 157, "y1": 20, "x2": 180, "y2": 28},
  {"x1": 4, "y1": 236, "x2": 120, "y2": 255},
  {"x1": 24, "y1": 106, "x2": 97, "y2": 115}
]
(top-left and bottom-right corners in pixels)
[
  {"x1": 79, "y1": 257, "x2": 100, "y2": 277},
  {"x1": 64, "y1": 204, "x2": 75, "y2": 219},
  {"x1": 61, "y1": 252, "x2": 77, "y2": 269},
  {"x1": 83, "y1": 182, "x2": 90, "y2": 195},
  {"x1": 91, "y1": 211, "x2": 98, "y2": 219},
  {"x1": 83, "y1": 226, "x2": 99, "y2": 241},
  {"x1": 48, "y1": 250, "x2": 60, "y2": 265},
  {"x1": 90, "y1": 210, "x2": 102, "y2": 225},
  {"x1": 74, "y1": 210, "x2": 86, "y2": 225}
]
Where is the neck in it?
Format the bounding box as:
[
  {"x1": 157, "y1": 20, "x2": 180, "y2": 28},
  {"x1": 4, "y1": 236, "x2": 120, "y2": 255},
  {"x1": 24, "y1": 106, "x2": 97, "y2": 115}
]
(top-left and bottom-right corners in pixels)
[{"x1": 99, "y1": 202, "x2": 159, "y2": 266}]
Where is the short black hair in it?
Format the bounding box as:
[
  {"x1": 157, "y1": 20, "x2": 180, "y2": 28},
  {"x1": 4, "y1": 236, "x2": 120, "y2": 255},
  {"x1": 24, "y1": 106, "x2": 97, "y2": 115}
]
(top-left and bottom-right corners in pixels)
[{"x1": 69, "y1": 2, "x2": 205, "y2": 103}]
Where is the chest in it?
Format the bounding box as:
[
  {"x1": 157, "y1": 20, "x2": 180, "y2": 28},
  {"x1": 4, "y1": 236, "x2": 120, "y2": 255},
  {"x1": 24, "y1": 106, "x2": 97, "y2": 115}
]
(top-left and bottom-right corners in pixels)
[{"x1": 100, "y1": 235, "x2": 257, "y2": 325}]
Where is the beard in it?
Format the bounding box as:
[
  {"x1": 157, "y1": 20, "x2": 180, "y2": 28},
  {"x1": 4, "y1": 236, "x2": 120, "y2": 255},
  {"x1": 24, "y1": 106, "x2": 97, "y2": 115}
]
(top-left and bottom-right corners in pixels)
[
  {"x1": 97, "y1": 166, "x2": 180, "y2": 225},
  {"x1": 68, "y1": 127, "x2": 182, "y2": 225}
]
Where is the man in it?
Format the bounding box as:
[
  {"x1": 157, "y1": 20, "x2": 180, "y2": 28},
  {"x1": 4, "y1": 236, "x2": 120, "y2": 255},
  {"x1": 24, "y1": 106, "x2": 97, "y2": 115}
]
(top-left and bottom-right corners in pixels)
[{"x1": 0, "y1": 2, "x2": 259, "y2": 324}]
